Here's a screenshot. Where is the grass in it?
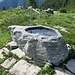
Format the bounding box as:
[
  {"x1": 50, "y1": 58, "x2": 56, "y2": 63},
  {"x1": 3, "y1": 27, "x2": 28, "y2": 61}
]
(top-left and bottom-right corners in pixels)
[
  {"x1": 0, "y1": 8, "x2": 75, "y2": 49},
  {"x1": 0, "y1": 58, "x2": 7, "y2": 64},
  {"x1": 0, "y1": 51, "x2": 19, "y2": 75},
  {"x1": 3, "y1": 51, "x2": 20, "y2": 60},
  {"x1": 37, "y1": 63, "x2": 56, "y2": 75},
  {"x1": 0, "y1": 9, "x2": 75, "y2": 49},
  {"x1": 0, "y1": 65, "x2": 13, "y2": 75}
]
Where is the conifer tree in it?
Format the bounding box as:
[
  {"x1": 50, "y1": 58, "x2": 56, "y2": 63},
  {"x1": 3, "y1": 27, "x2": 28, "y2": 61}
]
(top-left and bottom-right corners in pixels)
[
  {"x1": 2, "y1": 6, "x2": 6, "y2": 10},
  {"x1": 27, "y1": 0, "x2": 37, "y2": 8}
]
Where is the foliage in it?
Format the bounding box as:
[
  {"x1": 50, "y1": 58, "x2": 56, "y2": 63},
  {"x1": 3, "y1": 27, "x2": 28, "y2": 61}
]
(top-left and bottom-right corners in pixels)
[
  {"x1": 0, "y1": 0, "x2": 75, "y2": 11},
  {"x1": 0, "y1": 65, "x2": 13, "y2": 75},
  {"x1": 0, "y1": 58, "x2": 6, "y2": 64},
  {"x1": 37, "y1": 63, "x2": 55, "y2": 75},
  {"x1": 68, "y1": 47, "x2": 75, "y2": 59},
  {"x1": 59, "y1": 8, "x2": 67, "y2": 13},
  {"x1": 26, "y1": 0, "x2": 37, "y2": 8},
  {"x1": 41, "y1": 0, "x2": 75, "y2": 12},
  {"x1": 1, "y1": 6, "x2": 6, "y2": 10}
]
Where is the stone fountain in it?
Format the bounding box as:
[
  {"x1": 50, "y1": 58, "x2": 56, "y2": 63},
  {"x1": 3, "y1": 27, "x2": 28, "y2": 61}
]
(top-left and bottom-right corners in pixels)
[{"x1": 8, "y1": 25, "x2": 69, "y2": 66}]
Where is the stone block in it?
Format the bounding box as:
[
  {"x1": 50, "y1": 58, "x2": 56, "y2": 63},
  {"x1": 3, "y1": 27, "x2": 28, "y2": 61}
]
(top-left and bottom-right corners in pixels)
[
  {"x1": 6, "y1": 41, "x2": 18, "y2": 50},
  {"x1": 9, "y1": 60, "x2": 41, "y2": 75},
  {"x1": 1, "y1": 58, "x2": 16, "y2": 69},
  {"x1": 11, "y1": 48, "x2": 25, "y2": 58},
  {"x1": 2, "y1": 47, "x2": 9, "y2": 55},
  {"x1": 0, "y1": 49, "x2": 4, "y2": 58}
]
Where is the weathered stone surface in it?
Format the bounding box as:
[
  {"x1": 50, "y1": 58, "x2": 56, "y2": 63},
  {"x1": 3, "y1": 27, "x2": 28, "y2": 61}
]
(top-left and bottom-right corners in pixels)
[
  {"x1": 11, "y1": 48, "x2": 25, "y2": 58},
  {"x1": 0, "y1": 49, "x2": 4, "y2": 58},
  {"x1": 55, "y1": 67, "x2": 73, "y2": 75},
  {"x1": 54, "y1": 26, "x2": 69, "y2": 33},
  {"x1": 1, "y1": 58, "x2": 16, "y2": 68},
  {"x1": 8, "y1": 25, "x2": 69, "y2": 66},
  {"x1": 2, "y1": 47, "x2": 9, "y2": 55},
  {"x1": 6, "y1": 41, "x2": 18, "y2": 50},
  {"x1": 65, "y1": 59, "x2": 75, "y2": 74},
  {"x1": 9, "y1": 60, "x2": 41, "y2": 75},
  {"x1": 0, "y1": 48, "x2": 9, "y2": 58}
]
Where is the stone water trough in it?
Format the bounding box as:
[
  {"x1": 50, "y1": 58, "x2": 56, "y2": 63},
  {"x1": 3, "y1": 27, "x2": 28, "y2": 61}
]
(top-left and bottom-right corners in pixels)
[{"x1": 8, "y1": 25, "x2": 69, "y2": 66}]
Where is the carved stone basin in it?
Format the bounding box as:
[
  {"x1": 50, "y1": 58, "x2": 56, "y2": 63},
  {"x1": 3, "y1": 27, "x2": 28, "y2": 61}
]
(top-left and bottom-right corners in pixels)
[
  {"x1": 26, "y1": 26, "x2": 57, "y2": 36},
  {"x1": 8, "y1": 25, "x2": 69, "y2": 66}
]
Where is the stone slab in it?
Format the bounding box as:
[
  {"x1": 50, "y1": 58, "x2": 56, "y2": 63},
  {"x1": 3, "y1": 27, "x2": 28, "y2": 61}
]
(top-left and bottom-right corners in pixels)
[
  {"x1": 0, "y1": 49, "x2": 4, "y2": 58},
  {"x1": 55, "y1": 67, "x2": 73, "y2": 75},
  {"x1": 11, "y1": 48, "x2": 25, "y2": 58},
  {"x1": 65, "y1": 59, "x2": 75, "y2": 74},
  {"x1": 2, "y1": 47, "x2": 9, "y2": 55},
  {"x1": 6, "y1": 41, "x2": 18, "y2": 50},
  {"x1": 9, "y1": 60, "x2": 41, "y2": 75},
  {"x1": 0, "y1": 47, "x2": 9, "y2": 58},
  {"x1": 1, "y1": 57, "x2": 16, "y2": 69},
  {"x1": 0, "y1": 48, "x2": 9, "y2": 58}
]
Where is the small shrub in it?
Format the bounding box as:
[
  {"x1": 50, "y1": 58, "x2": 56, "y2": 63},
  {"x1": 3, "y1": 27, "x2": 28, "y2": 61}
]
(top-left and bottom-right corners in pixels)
[
  {"x1": 59, "y1": 8, "x2": 67, "y2": 13},
  {"x1": 0, "y1": 58, "x2": 6, "y2": 64},
  {"x1": 0, "y1": 65, "x2": 13, "y2": 75},
  {"x1": 1, "y1": 6, "x2": 6, "y2": 10},
  {"x1": 68, "y1": 47, "x2": 75, "y2": 59},
  {"x1": 37, "y1": 63, "x2": 55, "y2": 75}
]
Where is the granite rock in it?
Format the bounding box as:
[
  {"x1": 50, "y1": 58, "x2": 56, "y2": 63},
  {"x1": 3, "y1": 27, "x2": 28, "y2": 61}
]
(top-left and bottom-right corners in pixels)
[
  {"x1": 11, "y1": 48, "x2": 25, "y2": 58},
  {"x1": 6, "y1": 41, "x2": 18, "y2": 50},
  {"x1": 8, "y1": 25, "x2": 69, "y2": 66},
  {"x1": 2, "y1": 47, "x2": 9, "y2": 55},
  {"x1": 1, "y1": 57, "x2": 16, "y2": 69},
  {"x1": 9, "y1": 60, "x2": 41, "y2": 75}
]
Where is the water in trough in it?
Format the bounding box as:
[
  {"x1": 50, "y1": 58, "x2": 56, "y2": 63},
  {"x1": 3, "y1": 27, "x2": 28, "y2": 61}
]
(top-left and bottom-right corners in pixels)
[{"x1": 26, "y1": 27, "x2": 57, "y2": 36}]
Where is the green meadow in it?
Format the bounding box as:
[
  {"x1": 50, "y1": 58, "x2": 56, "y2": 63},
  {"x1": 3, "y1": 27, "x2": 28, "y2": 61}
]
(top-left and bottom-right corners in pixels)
[{"x1": 0, "y1": 8, "x2": 75, "y2": 49}]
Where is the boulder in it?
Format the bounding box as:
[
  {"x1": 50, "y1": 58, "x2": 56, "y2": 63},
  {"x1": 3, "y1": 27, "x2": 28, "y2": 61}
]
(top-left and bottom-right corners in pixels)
[
  {"x1": 8, "y1": 25, "x2": 69, "y2": 66},
  {"x1": 44, "y1": 8, "x2": 54, "y2": 14}
]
